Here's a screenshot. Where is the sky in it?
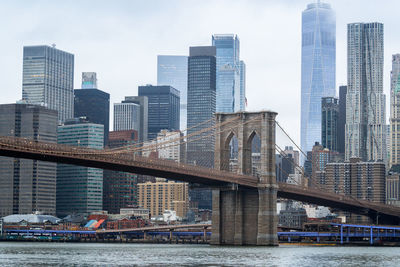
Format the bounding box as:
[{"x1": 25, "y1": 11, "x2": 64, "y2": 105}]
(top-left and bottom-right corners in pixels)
[{"x1": 1, "y1": 0, "x2": 399, "y2": 148}]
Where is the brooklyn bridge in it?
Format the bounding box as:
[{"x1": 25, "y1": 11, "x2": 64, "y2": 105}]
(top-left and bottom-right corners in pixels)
[{"x1": 0, "y1": 111, "x2": 400, "y2": 246}]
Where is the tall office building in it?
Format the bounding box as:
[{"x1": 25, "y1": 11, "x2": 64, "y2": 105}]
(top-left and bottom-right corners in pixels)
[
  {"x1": 187, "y1": 46, "x2": 216, "y2": 210},
  {"x1": 346, "y1": 23, "x2": 386, "y2": 161},
  {"x1": 103, "y1": 130, "x2": 138, "y2": 214},
  {"x1": 301, "y1": 2, "x2": 336, "y2": 161},
  {"x1": 239, "y1": 60, "x2": 246, "y2": 111},
  {"x1": 0, "y1": 104, "x2": 57, "y2": 216},
  {"x1": 138, "y1": 85, "x2": 180, "y2": 140},
  {"x1": 321, "y1": 97, "x2": 339, "y2": 152},
  {"x1": 57, "y1": 118, "x2": 104, "y2": 216},
  {"x1": 157, "y1": 55, "x2": 188, "y2": 131},
  {"x1": 122, "y1": 96, "x2": 148, "y2": 142},
  {"x1": 212, "y1": 34, "x2": 241, "y2": 112},
  {"x1": 113, "y1": 102, "x2": 141, "y2": 133},
  {"x1": 81, "y1": 72, "x2": 97, "y2": 89},
  {"x1": 22, "y1": 45, "x2": 74, "y2": 123},
  {"x1": 337, "y1": 86, "x2": 347, "y2": 154},
  {"x1": 390, "y1": 54, "x2": 400, "y2": 167},
  {"x1": 74, "y1": 73, "x2": 110, "y2": 145}
]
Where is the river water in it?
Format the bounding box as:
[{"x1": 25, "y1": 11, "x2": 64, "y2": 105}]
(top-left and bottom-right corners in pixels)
[{"x1": 1, "y1": 242, "x2": 400, "y2": 266}]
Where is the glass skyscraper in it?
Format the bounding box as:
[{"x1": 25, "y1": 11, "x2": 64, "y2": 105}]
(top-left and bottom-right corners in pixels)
[
  {"x1": 346, "y1": 23, "x2": 385, "y2": 162},
  {"x1": 321, "y1": 97, "x2": 339, "y2": 152},
  {"x1": 138, "y1": 85, "x2": 180, "y2": 140},
  {"x1": 212, "y1": 34, "x2": 242, "y2": 113},
  {"x1": 57, "y1": 118, "x2": 104, "y2": 217},
  {"x1": 239, "y1": 60, "x2": 246, "y2": 111},
  {"x1": 157, "y1": 56, "x2": 188, "y2": 131},
  {"x1": 301, "y1": 2, "x2": 336, "y2": 161},
  {"x1": 22, "y1": 45, "x2": 74, "y2": 123},
  {"x1": 187, "y1": 46, "x2": 216, "y2": 210},
  {"x1": 74, "y1": 73, "x2": 110, "y2": 145}
]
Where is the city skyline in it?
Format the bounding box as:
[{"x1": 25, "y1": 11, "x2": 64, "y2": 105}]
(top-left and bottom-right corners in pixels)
[{"x1": 1, "y1": 0, "x2": 400, "y2": 147}]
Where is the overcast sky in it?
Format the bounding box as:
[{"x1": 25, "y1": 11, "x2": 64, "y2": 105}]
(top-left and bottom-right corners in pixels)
[{"x1": 1, "y1": 0, "x2": 399, "y2": 148}]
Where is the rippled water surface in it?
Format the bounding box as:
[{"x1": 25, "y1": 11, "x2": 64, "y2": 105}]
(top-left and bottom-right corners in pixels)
[{"x1": 1, "y1": 242, "x2": 400, "y2": 266}]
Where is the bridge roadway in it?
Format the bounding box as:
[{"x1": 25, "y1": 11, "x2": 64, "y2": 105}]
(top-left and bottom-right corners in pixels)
[{"x1": 1, "y1": 136, "x2": 400, "y2": 224}]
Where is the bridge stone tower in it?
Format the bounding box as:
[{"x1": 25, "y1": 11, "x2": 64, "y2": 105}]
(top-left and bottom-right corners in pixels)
[{"x1": 211, "y1": 111, "x2": 278, "y2": 246}]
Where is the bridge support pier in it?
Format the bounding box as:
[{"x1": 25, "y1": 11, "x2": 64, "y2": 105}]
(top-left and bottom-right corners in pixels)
[{"x1": 210, "y1": 186, "x2": 277, "y2": 246}]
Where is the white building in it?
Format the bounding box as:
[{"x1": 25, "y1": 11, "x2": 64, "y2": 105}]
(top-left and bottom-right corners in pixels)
[{"x1": 114, "y1": 103, "x2": 140, "y2": 132}]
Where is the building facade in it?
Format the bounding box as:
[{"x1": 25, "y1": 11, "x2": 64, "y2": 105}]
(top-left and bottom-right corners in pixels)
[
  {"x1": 212, "y1": 34, "x2": 241, "y2": 112},
  {"x1": 74, "y1": 74, "x2": 110, "y2": 145},
  {"x1": 138, "y1": 180, "x2": 189, "y2": 218},
  {"x1": 321, "y1": 97, "x2": 339, "y2": 152},
  {"x1": 301, "y1": 2, "x2": 336, "y2": 161},
  {"x1": 138, "y1": 85, "x2": 180, "y2": 140},
  {"x1": 187, "y1": 46, "x2": 217, "y2": 210},
  {"x1": 157, "y1": 55, "x2": 188, "y2": 131},
  {"x1": 122, "y1": 96, "x2": 148, "y2": 142},
  {"x1": 390, "y1": 54, "x2": 400, "y2": 167},
  {"x1": 22, "y1": 45, "x2": 74, "y2": 123},
  {"x1": 338, "y1": 86, "x2": 347, "y2": 154},
  {"x1": 0, "y1": 104, "x2": 58, "y2": 217},
  {"x1": 103, "y1": 130, "x2": 138, "y2": 214},
  {"x1": 346, "y1": 23, "x2": 386, "y2": 162},
  {"x1": 57, "y1": 118, "x2": 104, "y2": 217},
  {"x1": 239, "y1": 60, "x2": 246, "y2": 111},
  {"x1": 113, "y1": 102, "x2": 141, "y2": 133}
]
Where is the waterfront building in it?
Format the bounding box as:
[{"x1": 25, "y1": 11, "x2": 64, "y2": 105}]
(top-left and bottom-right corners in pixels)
[
  {"x1": 122, "y1": 96, "x2": 148, "y2": 142},
  {"x1": 74, "y1": 73, "x2": 110, "y2": 145},
  {"x1": 157, "y1": 55, "x2": 188, "y2": 131},
  {"x1": 103, "y1": 130, "x2": 138, "y2": 214},
  {"x1": 390, "y1": 54, "x2": 400, "y2": 167},
  {"x1": 337, "y1": 86, "x2": 347, "y2": 154},
  {"x1": 301, "y1": 2, "x2": 336, "y2": 161},
  {"x1": 212, "y1": 34, "x2": 241, "y2": 112},
  {"x1": 57, "y1": 118, "x2": 104, "y2": 217},
  {"x1": 321, "y1": 97, "x2": 339, "y2": 152},
  {"x1": 346, "y1": 23, "x2": 386, "y2": 162},
  {"x1": 138, "y1": 85, "x2": 180, "y2": 140},
  {"x1": 22, "y1": 45, "x2": 74, "y2": 123},
  {"x1": 0, "y1": 104, "x2": 57, "y2": 217},
  {"x1": 187, "y1": 46, "x2": 217, "y2": 210},
  {"x1": 279, "y1": 208, "x2": 308, "y2": 229},
  {"x1": 138, "y1": 180, "x2": 189, "y2": 218},
  {"x1": 325, "y1": 158, "x2": 386, "y2": 222},
  {"x1": 387, "y1": 171, "x2": 400, "y2": 206},
  {"x1": 113, "y1": 102, "x2": 141, "y2": 133}
]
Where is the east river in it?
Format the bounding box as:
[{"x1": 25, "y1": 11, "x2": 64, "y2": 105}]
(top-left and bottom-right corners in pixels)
[{"x1": 1, "y1": 242, "x2": 400, "y2": 266}]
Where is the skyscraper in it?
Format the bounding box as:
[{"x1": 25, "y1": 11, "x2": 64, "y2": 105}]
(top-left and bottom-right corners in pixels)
[
  {"x1": 239, "y1": 60, "x2": 246, "y2": 111},
  {"x1": 22, "y1": 45, "x2": 74, "y2": 123},
  {"x1": 301, "y1": 2, "x2": 336, "y2": 161},
  {"x1": 122, "y1": 96, "x2": 148, "y2": 142},
  {"x1": 0, "y1": 104, "x2": 58, "y2": 216},
  {"x1": 321, "y1": 97, "x2": 339, "y2": 152},
  {"x1": 74, "y1": 73, "x2": 110, "y2": 145},
  {"x1": 138, "y1": 85, "x2": 180, "y2": 140},
  {"x1": 57, "y1": 118, "x2": 104, "y2": 217},
  {"x1": 212, "y1": 34, "x2": 241, "y2": 113},
  {"x1": 113, "y1": 102, "x2": 141, "y2": 133},
  {"x1": 187, "y1": 46, "x2": 216, "y2": 210},
  {"x1": 346, "y1": 23, "x2": 386, "y2": 161},
  {"x1": 390, "y1": 54, "x2": 400, "y2": 167},
  {"x1": 157, "y1": 56, "x2": 188, "y2": 130},
  {"x1": 337, "y1": 86, "x2": 347, "y2": 154},
  {"x1": 81, "y1": 72, "x2": 97, "y2": 89}
]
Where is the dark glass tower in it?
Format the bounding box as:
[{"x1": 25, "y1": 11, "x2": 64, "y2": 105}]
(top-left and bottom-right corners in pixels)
[
  {"x1": 321, "y1": 97, "x2": 339, "y2": 151},
  {"x1": 187, "y1": 46, "x2": 216, "y2": 210},
  {"x1": 22, "y1": 45, "x2": 74, "y2": 123},
  {"x1": 138, "y1": 85, "x2": 180, "y2": 140},
  {"x1": 74, "y1": 89, "x2": 110, "y2": 146}
]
